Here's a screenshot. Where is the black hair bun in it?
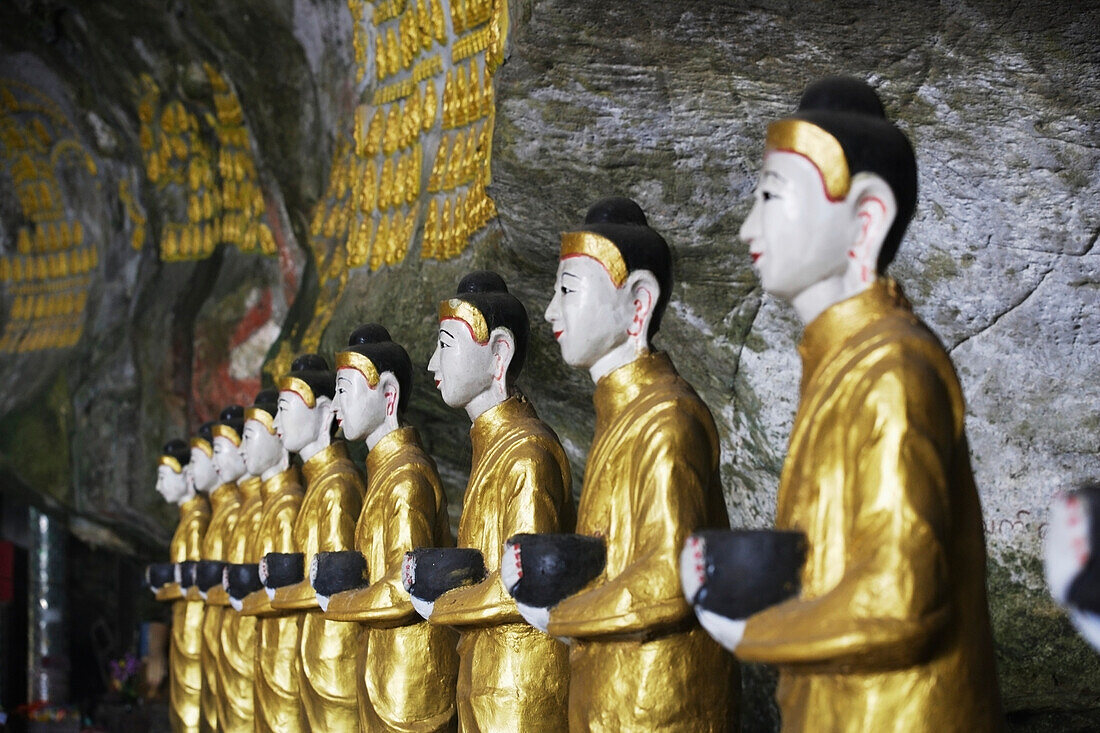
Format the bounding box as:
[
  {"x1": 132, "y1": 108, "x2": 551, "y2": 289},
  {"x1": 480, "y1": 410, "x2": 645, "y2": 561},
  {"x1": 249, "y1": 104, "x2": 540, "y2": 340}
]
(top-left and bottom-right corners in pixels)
[
  {"x1": 253, "y1": 389, "x2": 279, "y2": 406},
  {"x1": 456, "y1": 271, "x2": 508, "y2": 295},
  {"x1": 584, "y1": 197, "x2": 648, "y2": 227},
  {"x1": 219, "y1": 405, "x2": 244, "y2": 422},
  {"x1": 197, "y1": 421, "x2": 216, "y2": 444},
  {"x1": 291, "y1": 353, "x2": 330, "y2": 372},
  {"x1": 162, "y1": 439, "x2": 191, "y2": 465},
  {"x1": 348, "y1": 323, "x2": 392, "y2": 346},
  {"x1": 797, "y1": 76, "x2": 885, "y2": 118}
]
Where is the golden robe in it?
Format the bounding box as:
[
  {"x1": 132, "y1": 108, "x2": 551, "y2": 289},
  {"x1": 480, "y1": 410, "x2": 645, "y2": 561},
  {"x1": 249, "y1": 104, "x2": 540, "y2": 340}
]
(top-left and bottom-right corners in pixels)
[
  {"x1": 430, "y1": 396, "x2": 573, "y2": 732},
  {"x1": 168, "y1": 494, "x2": 210, "y2": 733},
  {"x1": 272, "y1": 441, "x2": 363, "y2": 730},
  {"x1": 326, "y1": 427, "x2": 460, "y2": 732},
  {"x1": 198, "y1": 482, "x2": 239, "y2": 733},
  {"x1": 247, "y1": 466, "x2": 307, "y2": 733},
  {"x1": 216, "y1": 475, "x2": 262, "y2": 733},
  {"x1": 737, "y1": 279, "x2": 1003, "y2": 731},
  {"x1": 546, "y1": 352, "x2": 736, "y2": 732}
]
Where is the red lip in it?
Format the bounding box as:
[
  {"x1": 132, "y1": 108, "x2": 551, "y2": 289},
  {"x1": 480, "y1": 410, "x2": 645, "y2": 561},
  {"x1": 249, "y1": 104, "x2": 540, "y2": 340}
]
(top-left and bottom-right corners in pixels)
[
  {"x1": 434, "y1": 379, "x2": 441, "y2": 387},
  {"x1": 553, "y1": 331, "x2": 563, "y2": 340},
  {"x1": 750, "y1": 253, "x2": 762, "y2": 263}
]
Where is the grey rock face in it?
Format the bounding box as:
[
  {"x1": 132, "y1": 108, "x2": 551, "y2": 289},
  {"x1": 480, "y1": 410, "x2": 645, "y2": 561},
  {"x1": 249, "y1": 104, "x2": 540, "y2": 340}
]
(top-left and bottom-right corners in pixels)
[{"x1": 0, "y1": 0, "x2": 1097, "y2": 727}]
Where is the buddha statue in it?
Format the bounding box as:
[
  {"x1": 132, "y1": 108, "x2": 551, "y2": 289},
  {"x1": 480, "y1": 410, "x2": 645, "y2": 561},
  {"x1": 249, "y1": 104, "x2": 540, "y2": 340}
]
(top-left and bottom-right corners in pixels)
[
  {"x1": 321, "y1": 324, "x2": 459, "y2": 732},
  {"x1": 416, "y1": 271, "x2": 574, "y2": 731},
  {"x1": 1046, "y1": 484, "x2": 1100, "y2": 652},
  {"x1": 685, "y1": 76, "x2": 1003, "y2": 731},
  {"x1": 513, "y1": 197, "x2": 737, "y2": 731},
  {"x1": 270, "y1": 354, "x2": 363, "y2": 730},
  {"x1": 192, "y1": 413, "x2": 238, "y2": 733},
  {"x1": 157, "y1": 438, "x2": 210, "y2": 733},
  {"x1": 212, "y1": 402, "x2": 262, "y2": 732},
  {"x1": 238, "y1": 389, "x2": 307, "y2": 732}
]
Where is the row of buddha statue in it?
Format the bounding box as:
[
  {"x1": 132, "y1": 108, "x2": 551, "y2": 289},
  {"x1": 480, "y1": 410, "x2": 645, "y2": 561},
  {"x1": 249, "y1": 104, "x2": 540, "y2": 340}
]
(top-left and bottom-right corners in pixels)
[{"x1": 146, "y1": 77, "x2": 1011, "y2": 732}]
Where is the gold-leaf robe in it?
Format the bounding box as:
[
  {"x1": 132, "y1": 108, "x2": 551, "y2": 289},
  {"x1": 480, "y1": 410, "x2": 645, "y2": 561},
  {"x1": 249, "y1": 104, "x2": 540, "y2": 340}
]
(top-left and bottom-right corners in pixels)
[
  {"x1": 272, "y1": 441, "x2": 363, "y2": 730},
  {"x1": 430, "y1": 396, "x2": 573, "y2": 732},
  {"x1": 737, "y1": 279, "x2": 1003, "y2": 731},
  {"x1": 246, "y1": 466, "x2": 307, "y2": 733},
  {"x1": 168, "y1": 493, "x2": 210, "y2": 733},
  {"x1": 546, "y1": 352, "x2": 737, "y2": 732},
  {"x1": 325, "y1": 427, "x2": 459, "y2": 732},
  {"x1": 217, "y1": 475, "x2": 262, "y2": 732},
  {"x1": 198, "y1": 482, "x2": 239, "y2": 733}
]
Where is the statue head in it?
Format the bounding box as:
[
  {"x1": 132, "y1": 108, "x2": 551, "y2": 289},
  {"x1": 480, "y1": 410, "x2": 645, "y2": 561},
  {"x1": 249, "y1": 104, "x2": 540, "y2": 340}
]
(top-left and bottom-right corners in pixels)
[
  {"x1": 334, "y1": 324, "x2": 412, "y2": 445},
  {"x1": 211, "y1": 404, "x2": 246, "y2": 483},
  {"x1": 188, "y1": 421, "x2": 220, "y2": 493},
  {"x1": 545, "y1": 197, "x2": 671, "y2": 379},
  {"x1": 273, "y1": 353, "x2": 337, "y2": 454},
  {"x1": 428, "y1": 271, "x2": 529, "y2": 418},
  {"x1": 156, "y1": 438, "x2": 192, "y2": 504},
  {"x1": 242, "y1": 389, "x2": 285, "y2": 477},
  {"x1": 739, "y1": 77, "x2": 917, "y2": 321}
]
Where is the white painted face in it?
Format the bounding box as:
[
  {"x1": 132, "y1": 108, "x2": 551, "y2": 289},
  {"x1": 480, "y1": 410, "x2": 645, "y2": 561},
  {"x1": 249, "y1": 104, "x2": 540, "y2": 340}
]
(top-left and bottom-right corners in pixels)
[
  {"x1": 333, "y1": 368, "x2": 387, "y2": 441},
  {"x1": 212, "y1": 435, "x2": 246, "y2": 483},
  {"x1": 241, "y1": 418, "x2": 283, "y2": 477},
  {"x1": 189, "y1": 447, "x2": 219, "y2": 493},
  {"x1": 544, "y1": 255, "x2": 633, "y2": 369},
  {"x1": 427, "y1": 318, "x2": 495, "y2": 408},
  {"x1": 273, "y1": 390, "x2": 328, "y2": 454},
  {"x1": 739, "y1": 151, "x2": 857, "y2": 301},
  {"x1": 155, "y1": 464, "x2": 188, "y2": 504}
]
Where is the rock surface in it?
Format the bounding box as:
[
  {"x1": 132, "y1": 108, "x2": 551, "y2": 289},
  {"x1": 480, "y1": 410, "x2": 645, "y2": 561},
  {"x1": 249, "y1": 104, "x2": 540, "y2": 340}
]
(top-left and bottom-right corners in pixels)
[{"x1": 0, "y1": 0, "x2": 1097, "y2": 728}]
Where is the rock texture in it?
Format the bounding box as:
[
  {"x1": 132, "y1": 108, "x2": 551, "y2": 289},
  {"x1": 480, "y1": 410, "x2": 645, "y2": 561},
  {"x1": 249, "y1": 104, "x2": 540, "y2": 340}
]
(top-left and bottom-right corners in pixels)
[{"x1": 0, "y1": 0, "x2": 1097, "y2": 728}]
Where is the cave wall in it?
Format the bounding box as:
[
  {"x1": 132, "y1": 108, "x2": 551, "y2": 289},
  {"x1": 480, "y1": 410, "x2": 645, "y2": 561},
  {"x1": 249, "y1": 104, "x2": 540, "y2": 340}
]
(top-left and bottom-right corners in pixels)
[{"x1": 0, "y1": 0, "x2": 1097, "y2": 728}]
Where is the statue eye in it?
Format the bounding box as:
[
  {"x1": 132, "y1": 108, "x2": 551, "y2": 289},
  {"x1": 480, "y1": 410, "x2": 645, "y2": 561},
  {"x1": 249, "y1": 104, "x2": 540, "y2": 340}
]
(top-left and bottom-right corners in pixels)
[
  {"x1": 762, "y1": 191, "x2": 777, "y2": 201},
  {"x1": 560, "y1": 285, "x2": 573, "y2": 295},
  {"x1": 439, "y1": 340, "x2": 448, "y2": 349}
]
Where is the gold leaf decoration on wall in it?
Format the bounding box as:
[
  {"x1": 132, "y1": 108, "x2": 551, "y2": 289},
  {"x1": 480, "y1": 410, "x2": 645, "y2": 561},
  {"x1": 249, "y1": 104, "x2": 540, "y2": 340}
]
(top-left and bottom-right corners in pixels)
[
  {"x1": 292, "y1": 0, "x2": 506, "y2": 359},
  {"x1": 0, "y1": 79, "x2": 98, "y2": 354},
  {"x1": 135, "y1": 66, "x2": 276, "y2": 262}
]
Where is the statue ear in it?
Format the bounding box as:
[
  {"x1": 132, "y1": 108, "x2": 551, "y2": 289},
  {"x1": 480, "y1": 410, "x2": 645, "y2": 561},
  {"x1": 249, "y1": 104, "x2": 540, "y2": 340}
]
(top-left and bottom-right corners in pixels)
[
  {"x1": 625, "y1": 269, "x2": 659, "y2": 342},
  {"x1": 489, "y1": 327, "x2": 515, "y2": 384},
  {"x1": 378, "y1": 372, "x2": 400, "y2": 417},
  {"x1": 314, "y1": 395, "x2": 336, "y2": 434},
  {"x1": 845, "y1": 173, "x2": 897, "y2": 286}
]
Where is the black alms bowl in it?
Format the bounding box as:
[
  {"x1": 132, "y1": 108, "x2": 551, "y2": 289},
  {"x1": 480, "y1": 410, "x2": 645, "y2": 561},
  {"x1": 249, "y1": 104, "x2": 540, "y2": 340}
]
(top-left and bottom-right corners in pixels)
[
  {"x1": 404, "y1": 548, "x2": 486, "y2": 602},
  {"x1": 506, "y1": 533, "x2": 606, "y2": 608},
  {"x1": 312, "y1": 551, "x2": 368, "y2": 597},
  {"x1": 196, "y1": 561, "x2": 227, "y2": 592},
  {"x1": 225, "y1": 563, "x2": 264, "y2": 601},
  {"x1": 693, "y1": 529, "x2": 807, "y2": 619},
  {"x1": 146, "y1": 562, "x2": 176, "y2": 590},
  {"x1": 262, "y1": 552, "x2": 304, "y2": 590},
  {"x1": 177, "y1": 561, "x2": 198, "y2": 588}
]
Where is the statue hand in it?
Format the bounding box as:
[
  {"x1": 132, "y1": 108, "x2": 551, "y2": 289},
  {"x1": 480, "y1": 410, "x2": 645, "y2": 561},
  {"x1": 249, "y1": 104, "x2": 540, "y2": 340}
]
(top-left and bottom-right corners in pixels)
[
  {"x1": 308, "y1": 556, "x2": 331, "y2": 612},
  {"x1": 411, "y1": 595, "x2": 435, "y2": 620},
  {"x1": 695, "y1": 607, "x2": 746, "y2": 653},
  {"x1": 679, "y1": 534, "x2": 708, "y2": 604},
  {"x1": 1045, "y1": 491, "x2": 1091, "y2": 605},
  {"x1": 402, "y1": 552, "x2": 434, "y2": 620},
  {"x1": 515, "y1": 600, "x2": 551, "y2": 633},
  {"x1": 501, "y1": 541, "x2": 522, "y2": 594}
]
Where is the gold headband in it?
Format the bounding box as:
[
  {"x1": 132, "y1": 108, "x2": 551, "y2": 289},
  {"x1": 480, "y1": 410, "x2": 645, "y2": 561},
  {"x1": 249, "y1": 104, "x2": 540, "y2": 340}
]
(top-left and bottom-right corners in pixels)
[
  {"x1": 159, "y1": 455, "x2": 183, "y2": 473},
  {"x1": 277, "y1": 376, "x2": 317, "y2": 408},
  {"x1": 212, "y1": 423, "x2": 242, "y2": 446},
  {"x1": 244, "y1": 407, "x2": 276, "y2": 434},
  {"x1": 438, "y1": 298, "x2": 489, "y2": 344},
  {"x1": 559, "y1": 231, "x2": 628, "y2": 287},
  {"x1": 335, "y1": 351, "x2": 380, "y2": 387},
  {"x1": 189, "y1": 436, "x2": 213, "y2": 457},
  {"x1": 765, "y1": 118, "x2": 850, "y2": 201}
]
